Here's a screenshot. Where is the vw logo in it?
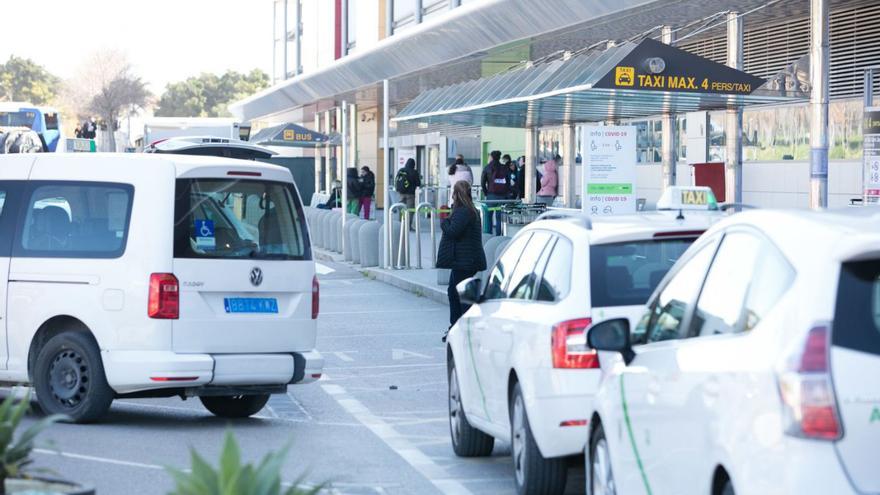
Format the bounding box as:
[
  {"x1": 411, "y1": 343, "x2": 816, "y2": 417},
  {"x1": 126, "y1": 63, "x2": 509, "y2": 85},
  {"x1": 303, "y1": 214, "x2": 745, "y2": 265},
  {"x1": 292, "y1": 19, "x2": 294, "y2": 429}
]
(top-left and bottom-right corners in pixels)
[{"x1": 250, "y1": 267, "x2": 263, "y2": 287}]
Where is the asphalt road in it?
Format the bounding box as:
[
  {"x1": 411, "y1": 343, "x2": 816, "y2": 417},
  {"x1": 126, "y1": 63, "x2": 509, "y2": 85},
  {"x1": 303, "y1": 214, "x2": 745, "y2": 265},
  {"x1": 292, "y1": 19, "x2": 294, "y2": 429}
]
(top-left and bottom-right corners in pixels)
[{"x1": 19, "y1": 261, "x2": 584, "y2": 494}]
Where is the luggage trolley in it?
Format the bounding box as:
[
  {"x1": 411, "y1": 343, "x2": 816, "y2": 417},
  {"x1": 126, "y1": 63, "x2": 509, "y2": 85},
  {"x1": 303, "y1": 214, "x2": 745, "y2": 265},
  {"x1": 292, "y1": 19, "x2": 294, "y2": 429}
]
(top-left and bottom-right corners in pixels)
[{"x1": 499, "y1": 203, "x2": 547, "y2": 237}]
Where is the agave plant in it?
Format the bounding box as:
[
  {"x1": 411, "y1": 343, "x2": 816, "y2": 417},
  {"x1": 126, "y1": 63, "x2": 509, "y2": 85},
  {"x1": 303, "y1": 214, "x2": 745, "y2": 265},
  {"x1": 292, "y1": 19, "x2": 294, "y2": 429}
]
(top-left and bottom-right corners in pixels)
[
  {"x1": 167, "y1": 430, "x2": 322, "y2": 495},
  {"x1": 0, "y1": 390, "x2": 66, "y2": 495}
]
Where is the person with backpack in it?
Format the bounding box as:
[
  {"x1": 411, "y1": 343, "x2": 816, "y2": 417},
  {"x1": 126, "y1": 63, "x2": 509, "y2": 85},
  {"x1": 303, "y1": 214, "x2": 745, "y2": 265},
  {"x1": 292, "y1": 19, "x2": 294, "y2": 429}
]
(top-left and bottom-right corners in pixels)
[
  {"x1": 357, "y1": 166, "x2": 375, "y2": 220},
  {"x1": 395, "y1": 158, "x2": 421, "y2": 230},
  {"x1": 480, "y1": 150, "x2": 510, "y2": 235},
  {"x1": 345, "y1": 167, "x2": 362, "y2": 215},
  {"x1": 437, "y1": 180, "x2": 486, "y2": 337}
]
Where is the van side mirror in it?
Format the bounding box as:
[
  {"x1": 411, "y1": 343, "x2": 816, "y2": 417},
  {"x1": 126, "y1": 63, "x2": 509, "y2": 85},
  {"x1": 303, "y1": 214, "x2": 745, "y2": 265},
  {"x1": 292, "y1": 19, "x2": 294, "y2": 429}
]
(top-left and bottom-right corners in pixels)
[
  {"x1": 456, "y1": 277, "x2": 482, "y2": 305},
  {"x1": 587, "y1": 318, "x2": 635, "y2": 365}
]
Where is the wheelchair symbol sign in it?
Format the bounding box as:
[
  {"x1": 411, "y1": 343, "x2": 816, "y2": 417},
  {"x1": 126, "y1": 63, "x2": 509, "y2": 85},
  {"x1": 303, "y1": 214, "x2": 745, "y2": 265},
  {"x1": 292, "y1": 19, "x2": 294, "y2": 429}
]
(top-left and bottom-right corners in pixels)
[{"x1": 195, "y1": 220, "x2": 216, "y2": 249}]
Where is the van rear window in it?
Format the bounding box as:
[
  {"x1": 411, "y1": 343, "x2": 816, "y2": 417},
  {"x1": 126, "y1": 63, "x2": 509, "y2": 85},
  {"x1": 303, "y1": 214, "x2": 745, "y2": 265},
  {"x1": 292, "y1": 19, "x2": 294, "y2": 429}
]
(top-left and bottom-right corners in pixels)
[
  {"x1": 833, "y1": 259, "x2": 880, "y2": 356},
  {"x1": 590, "y1": 238, "x2": 695, "y2": 307},
  {"x1": 174, "y1": 179, "x2": 310, "y2": 261}
]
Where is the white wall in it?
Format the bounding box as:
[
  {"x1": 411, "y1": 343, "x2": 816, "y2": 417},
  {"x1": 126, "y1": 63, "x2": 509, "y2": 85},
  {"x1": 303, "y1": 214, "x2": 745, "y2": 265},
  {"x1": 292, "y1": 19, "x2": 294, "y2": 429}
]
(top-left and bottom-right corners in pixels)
[
  {"x1": 300, "y1": 0, "x2": 337, "y2": 75},
  {"x1": 633, "y1": 160, "x2": 863, "y2": 209},
  {"x1": 350, "y1": 0, "x2": 380, "y2": 55}
]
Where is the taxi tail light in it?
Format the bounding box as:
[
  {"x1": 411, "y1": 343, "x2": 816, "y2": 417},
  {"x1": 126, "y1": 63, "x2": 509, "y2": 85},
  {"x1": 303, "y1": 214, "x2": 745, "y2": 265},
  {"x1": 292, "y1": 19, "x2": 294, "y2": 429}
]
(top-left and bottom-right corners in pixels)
[
  {"x1": 552, "y1": 318, "x2": 599, "y2": 369},
  {"x1": 311, "y1": 275, "x2": 320, "y2": 319},
  {"x1": 148, "y1": 273, "x2": 179, "y2": 319},
  {"x1": 777, "y1": 325, "x2": 842, "y2": 440}
]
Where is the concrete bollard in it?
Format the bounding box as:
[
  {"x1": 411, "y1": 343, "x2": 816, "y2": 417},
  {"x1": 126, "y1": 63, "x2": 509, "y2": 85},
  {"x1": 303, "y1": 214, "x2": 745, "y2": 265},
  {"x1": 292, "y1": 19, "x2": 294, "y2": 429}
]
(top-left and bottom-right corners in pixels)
[
  {"x1": 351, "y1": 220, "x2": 369, "y2": 264},
  {"x1": 482, "y1": 235, "x2": 509, "y2": 269},
  {"x1": 332, "y1": 214, "x2": 343, "y2": 253},
  {"x1": 310, "y1": 209, "x2": 326, "y2": 248},
  {"x1": 344, "y1": 218, "x2": 364, "y2": 262},
  {"x1": 358, "y1": 221, "x2": 381, "y2": 267},
  {"x1": 493, "y1": 237, "x2": 512, "y2": 265},
  {"x1": 321, "y1": 211, "x2": 336, "y2": 250},
  {"x1": 481, "y1": 233, "x2": 494, "y2": 246}
]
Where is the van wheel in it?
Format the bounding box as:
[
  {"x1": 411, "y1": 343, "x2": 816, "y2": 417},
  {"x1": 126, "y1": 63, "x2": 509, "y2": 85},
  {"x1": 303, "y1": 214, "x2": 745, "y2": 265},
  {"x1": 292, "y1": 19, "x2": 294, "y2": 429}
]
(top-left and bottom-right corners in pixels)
[
  {"x1": 511, "y1": 383, "x2": 566, "y2": 495},
  {"x1": 200, "y1": 394, "x2": 270, "y2": 418},
  {"x1": 34, "y1": 331, "x2": 114, "y2": 423},
  {"x1": 448, "y1": 361, "x2": 494, "y2": 457}
]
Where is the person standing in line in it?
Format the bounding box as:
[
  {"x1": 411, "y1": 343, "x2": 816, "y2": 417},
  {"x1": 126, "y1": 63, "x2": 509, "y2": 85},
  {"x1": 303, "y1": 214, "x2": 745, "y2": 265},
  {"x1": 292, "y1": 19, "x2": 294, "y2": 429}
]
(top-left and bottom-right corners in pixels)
[
  {"x1": 537, "y1": 154, "x2": 559, "y2": 205},
  {"x1": 74, "y1": 124, "x2": 83, "y2": 139},
  {"x1": 345, "y1": 167, "x2": 362, "y2": 215},
  {"x1": 480, "y1": 150, "x2": 510, "y2": 235},
  {"x1": 358, "y1": 166, "x2": 375, "y2": 220},
  {"x1": 395, "y1": 158, "x2": 421, "y2": 230},
  {"x1": 437, "y1": 180, "x2": 487, "y2": 337},
  {"x1": 447, "y1": 154, "x2": 473, "y2": 205},
  {"x1": 502, "y1": 154, "x2": 521, "y2": 199}
]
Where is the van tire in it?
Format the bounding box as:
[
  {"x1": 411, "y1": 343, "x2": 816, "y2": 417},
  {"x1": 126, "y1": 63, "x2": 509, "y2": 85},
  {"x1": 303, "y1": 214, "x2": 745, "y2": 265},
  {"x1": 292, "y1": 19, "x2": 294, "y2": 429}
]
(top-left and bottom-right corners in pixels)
[
  {"x1": 200, "y1": 394, "x2": 270, "y2": 418},
  {"x1": 33, "y1": 331, "x2": 114, "y2": 423}
]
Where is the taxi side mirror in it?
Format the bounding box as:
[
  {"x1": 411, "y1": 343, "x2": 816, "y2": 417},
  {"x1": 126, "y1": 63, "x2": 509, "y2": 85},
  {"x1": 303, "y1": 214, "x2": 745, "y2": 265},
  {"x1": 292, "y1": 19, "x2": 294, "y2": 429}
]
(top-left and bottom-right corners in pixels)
[
  {"x1": 587, "y1": 318, "x2": 635, "y2": 365},
  {"x1": 456, "y1": 277, "x2": 483, "y2": 305}
]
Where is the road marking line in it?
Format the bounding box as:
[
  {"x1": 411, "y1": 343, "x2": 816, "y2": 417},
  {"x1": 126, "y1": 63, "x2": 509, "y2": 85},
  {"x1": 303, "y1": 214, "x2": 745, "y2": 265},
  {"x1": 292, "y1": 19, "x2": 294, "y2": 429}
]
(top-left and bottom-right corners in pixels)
[
  {"x1": 324, "y1": 363, "x2": 444, "y2": 371},
  {"x1": 316, "y1": 263, "x2": 335, "y2": 275},
  {"x1": 331, "y1": 351, "x2": 358, "y2": 362},
  {"x1": 321, "y1": 308, "x2": 444, "y2": 315},
  {"x1": 320, "y1": 331, "x2": 443, "y2": 338},
  {"x1": 34, "y1": 448, "x2": 166, "y2": 470},
  {"x1": 392, "y1": 348, "x2": 433, "y2": 360},
  {"x1": 322, "y1": 383, "x2": 473, "y2": 495}
]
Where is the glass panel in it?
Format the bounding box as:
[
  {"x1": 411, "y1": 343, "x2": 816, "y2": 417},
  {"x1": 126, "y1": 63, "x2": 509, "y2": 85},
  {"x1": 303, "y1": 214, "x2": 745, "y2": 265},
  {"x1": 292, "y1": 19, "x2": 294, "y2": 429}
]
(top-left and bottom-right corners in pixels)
[
  {"x1": 484, "y1": 234, "x2": 531, "y2": 300},
  {"x1": 590, "y1": 238, "x2": 695, "y2": 308},
  {"x1": 21, "y1": 183, "x2": 133, "y2": 257},
  {"x1": 174, "y1": 179, "x2": 310, "y2": 260},
  {"x1": 508, "y1": 231, "x2": 553, "y2": 301},
  {"x1": 833, "y1": 259, "x2": 880, "y2": 356},
  {"x1": 536, "y1": 237, "x2": 573, "y2": 302}
]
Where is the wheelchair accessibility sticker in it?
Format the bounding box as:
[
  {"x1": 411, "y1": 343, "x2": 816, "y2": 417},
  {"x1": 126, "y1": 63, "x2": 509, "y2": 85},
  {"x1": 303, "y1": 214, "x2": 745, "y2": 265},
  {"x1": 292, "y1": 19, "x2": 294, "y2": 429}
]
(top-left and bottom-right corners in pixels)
[{"x1": 195, "y1": 219, "x2": 216, "y2": 249}]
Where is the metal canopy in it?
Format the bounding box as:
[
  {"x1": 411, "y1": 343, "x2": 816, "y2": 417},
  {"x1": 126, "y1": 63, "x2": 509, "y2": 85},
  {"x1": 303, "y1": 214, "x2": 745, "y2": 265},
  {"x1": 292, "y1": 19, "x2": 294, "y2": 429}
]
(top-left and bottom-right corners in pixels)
[
  {"x1": 394, "y1": 38, "x2": 809, "y2": 128},
  {"x1": 249, "y1": 122, "x2": 338, "y2": 147}
]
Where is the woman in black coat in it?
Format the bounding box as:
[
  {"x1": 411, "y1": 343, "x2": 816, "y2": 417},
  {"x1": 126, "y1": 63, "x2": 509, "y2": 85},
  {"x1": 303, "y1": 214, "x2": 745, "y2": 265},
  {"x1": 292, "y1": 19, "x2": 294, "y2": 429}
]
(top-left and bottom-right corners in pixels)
[{"x1": 437, "y1": 181, "x2": 487, "y2": 328}]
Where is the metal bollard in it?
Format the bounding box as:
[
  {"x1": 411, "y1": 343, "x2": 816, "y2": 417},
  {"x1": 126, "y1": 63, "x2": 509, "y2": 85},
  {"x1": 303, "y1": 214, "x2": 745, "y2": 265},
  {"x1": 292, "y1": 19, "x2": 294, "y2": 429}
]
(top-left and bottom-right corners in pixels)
[
  {"x1": 387, "y1": 203, "x2": 406, "y2": 269},
  {"x1": 415, "y1": 202, "x2": 433, "y2": 269}
]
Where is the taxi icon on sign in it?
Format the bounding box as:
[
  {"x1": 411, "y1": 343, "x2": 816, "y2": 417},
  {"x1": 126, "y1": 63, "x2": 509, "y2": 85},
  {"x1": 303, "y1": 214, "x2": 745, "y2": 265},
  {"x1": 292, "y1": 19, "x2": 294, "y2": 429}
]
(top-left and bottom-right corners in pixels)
[{"x1": 615, "y1": 66, "x2": 635, "y2": 87}]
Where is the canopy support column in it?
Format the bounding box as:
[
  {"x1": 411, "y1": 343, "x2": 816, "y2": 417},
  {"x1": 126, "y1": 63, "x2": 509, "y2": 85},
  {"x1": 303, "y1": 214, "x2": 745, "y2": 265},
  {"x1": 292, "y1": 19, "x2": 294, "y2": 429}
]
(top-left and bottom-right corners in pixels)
[
  {"x1": 810, "y1": 0, "x2": 830, "y2": 209},
  {"x1": 562, "y1": 124, "x2": 577, "y2": 208},
  {"x1": 341, "y1": 101, "x2": 349, "y2": 259},
  {"x1": 315, "y1": 112, "x2": 322, "y2": 194},
  {"x1": 725, "y1": 11, "x2": 744, "y2": 206},
  {"x1": 383, "y1": 79, "x2": 392, "y2": 268},
  {"x1": 349, "y1": 103, "x2": 358, "y2": 169},
  {"x1": 324, "y1": 110, "x2": 334, "y2": 190},
  {"x1": 661, "y1": 26, "x2": 677, "y2": 191},
  {"x1": 524, "y1": 127, "x2": 538, "y2": 204}
]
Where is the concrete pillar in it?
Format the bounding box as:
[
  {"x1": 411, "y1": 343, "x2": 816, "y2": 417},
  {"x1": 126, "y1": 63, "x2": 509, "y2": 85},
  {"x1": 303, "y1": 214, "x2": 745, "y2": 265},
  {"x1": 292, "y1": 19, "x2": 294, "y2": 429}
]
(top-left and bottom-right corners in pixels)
[
  {"x1": 449, "y1": 0, "x2": 461, "y2": 8},
  {"x1": 383, "y1": 79, "x2": 392, "y2": 268},
  {"x1": 336, "y1": 106, "x2": 344, "y2": 182},
  {"x1": 661, "y1": 26, "x2": 677, "y2": 191},
  {"x1": 341, "y1": 101, "x2": 349, "y2": 259},
  {"x1": 562, "y1": 124, "x2": 577, "y2": 208},
  {"x1": 725, "y1": 12, "x2": 744, "y2": 205},
  {"x1": 283, "y1": 0, "x2": 288, "y2": 79},
  {"x1": 350, "y1": 103, "x2": 358, "y2": 168},
  {"x1": 315, "y1": 112, "x2": 323, "y2": 194},
  {"x1": 415, "y1": 0, "x2": 423, "y2": 24},
  {"x1": 524, "y1": 128, "x2": 538, "y2": 204},
  {"x1": 324, "y1": 110, "x2": 334, "y2": 188},
  {"x1": 810, "y1": 0, "x2": 829, "y2": 209}
]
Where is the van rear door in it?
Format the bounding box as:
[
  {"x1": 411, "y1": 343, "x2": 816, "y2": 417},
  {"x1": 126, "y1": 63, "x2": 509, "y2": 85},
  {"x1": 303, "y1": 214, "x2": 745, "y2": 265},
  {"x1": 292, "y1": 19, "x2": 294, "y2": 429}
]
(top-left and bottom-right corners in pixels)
[
  {"x1": 830, "y1": 258, "x2": 880, "y2": 493},
  {"x1": 172, "y1": 176, "x2": 314, "y2": 354}
]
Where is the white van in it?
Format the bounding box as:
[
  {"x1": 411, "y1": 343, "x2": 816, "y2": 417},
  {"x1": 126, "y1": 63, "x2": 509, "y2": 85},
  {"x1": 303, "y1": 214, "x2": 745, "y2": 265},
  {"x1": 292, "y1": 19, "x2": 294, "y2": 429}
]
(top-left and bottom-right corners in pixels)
[{"x1": 0, "y1": 153, "x2": 322, "y2": 422}]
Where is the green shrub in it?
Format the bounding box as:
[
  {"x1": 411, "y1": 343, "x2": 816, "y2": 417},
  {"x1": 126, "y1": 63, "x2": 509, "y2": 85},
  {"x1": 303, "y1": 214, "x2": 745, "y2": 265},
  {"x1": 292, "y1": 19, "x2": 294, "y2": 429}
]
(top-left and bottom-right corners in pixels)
[
  {"x1": 0, "y1": 390, "x2": 66, "y2": 495},
  {"x1": 167, "y1": 431, "x2": 321, "y2": 495}
]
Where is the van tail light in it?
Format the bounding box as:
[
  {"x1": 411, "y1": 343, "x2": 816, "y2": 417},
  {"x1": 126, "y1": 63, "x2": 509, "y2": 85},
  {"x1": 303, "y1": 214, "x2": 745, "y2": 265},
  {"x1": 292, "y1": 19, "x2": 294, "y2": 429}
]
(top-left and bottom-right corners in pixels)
[
  {"x1": 148, "y1": 273, "x2": 179, "y2": 319},
  {"x1": 311, "y1": 275, "x2": 320, "y2": 319},
  {"x1": 777, "y1": 325, "x2": 842, "y2": 440},
  {"x1": 552, "y1": 318, "x2": 599, "y2": 369}
]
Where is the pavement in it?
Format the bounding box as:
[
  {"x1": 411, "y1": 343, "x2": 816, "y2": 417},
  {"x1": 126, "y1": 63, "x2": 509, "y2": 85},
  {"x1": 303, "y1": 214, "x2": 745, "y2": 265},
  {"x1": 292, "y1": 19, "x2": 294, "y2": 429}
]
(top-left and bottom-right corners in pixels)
[{"x1": 15, "y1": 260, "x2": 586, "y2": 494}]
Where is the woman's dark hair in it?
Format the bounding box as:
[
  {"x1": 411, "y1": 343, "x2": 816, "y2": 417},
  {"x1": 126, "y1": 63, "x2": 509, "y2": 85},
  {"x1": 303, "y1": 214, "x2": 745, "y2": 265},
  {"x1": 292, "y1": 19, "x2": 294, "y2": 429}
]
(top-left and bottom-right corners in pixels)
[
  {"x1": 490, "y1": 150, "x2": 501, "y2": 161},
  {"x1": 452, "y1": 180, "x2": 477, "y2": 214},
  {"x1": 502, "y1": 154, "x2": 512, "y2": 162},
  {"x1": 455, "y1": 154, "x2": 465, "y2": 164},
  {"x1": 448, "y1": 164, "x2": 458, "y2": 175}
]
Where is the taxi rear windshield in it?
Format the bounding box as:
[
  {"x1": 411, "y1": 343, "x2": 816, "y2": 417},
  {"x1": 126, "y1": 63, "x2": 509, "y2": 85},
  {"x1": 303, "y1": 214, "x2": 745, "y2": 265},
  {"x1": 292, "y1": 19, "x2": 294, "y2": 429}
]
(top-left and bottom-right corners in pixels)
[
  {"x1": 590, "y1": 238, "x2": 694, "y2": 307},
  {"x1": 174, "y1": 178, "x2": 310, "y2": 261},
  {"x1": 833, "y1": 259, "x2": 880, "y2": 356}
]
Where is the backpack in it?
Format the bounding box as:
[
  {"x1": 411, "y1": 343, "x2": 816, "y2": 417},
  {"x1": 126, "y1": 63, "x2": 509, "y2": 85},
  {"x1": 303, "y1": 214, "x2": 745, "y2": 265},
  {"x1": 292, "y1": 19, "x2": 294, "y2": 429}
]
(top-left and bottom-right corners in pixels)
[
  {"x1": 487, "y1": 164, "x2": 509, "y2": 195},
  {"x1": 395, "y1": 168, "x2": 412, "y2": 194}
]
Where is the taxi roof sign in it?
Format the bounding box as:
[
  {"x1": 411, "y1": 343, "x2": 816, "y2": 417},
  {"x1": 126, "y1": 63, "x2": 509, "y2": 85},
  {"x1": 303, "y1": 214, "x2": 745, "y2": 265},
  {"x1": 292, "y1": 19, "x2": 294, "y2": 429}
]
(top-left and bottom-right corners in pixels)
[{"x1": 657, "y1": 186, "x2": 719, "y2": 211}]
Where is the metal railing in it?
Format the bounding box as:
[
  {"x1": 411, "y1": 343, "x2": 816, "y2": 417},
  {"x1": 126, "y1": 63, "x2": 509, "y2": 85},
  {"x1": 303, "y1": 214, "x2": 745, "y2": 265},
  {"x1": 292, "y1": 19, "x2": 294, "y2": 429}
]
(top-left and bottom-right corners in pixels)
[
  {"x1": 414, "y1": 202, "x2": 437, "y2": 269},
  {"x1": 387, "y1": 202, "x2": 407, "y2": 270}
]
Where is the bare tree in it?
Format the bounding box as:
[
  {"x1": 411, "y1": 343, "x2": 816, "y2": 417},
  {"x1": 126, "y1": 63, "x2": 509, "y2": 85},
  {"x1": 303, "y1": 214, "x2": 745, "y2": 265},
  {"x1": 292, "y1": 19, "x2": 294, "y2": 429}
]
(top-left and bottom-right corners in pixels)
[{"x1": 62, "y1": 50, "x2": 151, "y2": 151}]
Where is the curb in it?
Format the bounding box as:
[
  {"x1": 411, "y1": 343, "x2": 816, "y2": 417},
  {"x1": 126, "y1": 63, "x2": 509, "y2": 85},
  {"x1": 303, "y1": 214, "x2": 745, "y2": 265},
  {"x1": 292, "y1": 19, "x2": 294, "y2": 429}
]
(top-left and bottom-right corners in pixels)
[
  {"x1": 313, "y1": 248, "x2": 345, "y2": 263},
  {"x1": 360, "y1": 268, "x2": 448, "y2": 305}
]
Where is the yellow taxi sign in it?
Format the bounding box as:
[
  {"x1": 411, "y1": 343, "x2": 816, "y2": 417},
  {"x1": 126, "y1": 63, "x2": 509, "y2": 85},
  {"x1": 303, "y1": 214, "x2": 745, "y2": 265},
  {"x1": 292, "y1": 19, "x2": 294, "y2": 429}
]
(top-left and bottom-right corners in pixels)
[
  {"x1": 615, "y1": 67, "x2": 635, "y2": 87},
  {"x1": 657, "y1": 186, "x2": 719, "y2": 211},
  {"x1": 283, "y1": 129, "x2": 295, "y2": 140}
]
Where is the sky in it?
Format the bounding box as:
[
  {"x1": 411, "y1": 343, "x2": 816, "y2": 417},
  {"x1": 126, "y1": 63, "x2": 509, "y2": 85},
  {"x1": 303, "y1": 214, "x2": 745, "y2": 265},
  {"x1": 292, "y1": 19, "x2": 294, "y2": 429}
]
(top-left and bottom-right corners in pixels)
[{"x1": 0, "y1": 0, "x2": 274, "y2": 94}]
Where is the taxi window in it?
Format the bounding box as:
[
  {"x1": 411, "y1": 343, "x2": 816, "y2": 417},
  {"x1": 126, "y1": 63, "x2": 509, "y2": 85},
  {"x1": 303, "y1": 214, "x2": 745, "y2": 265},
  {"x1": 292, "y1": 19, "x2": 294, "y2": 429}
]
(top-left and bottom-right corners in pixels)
[
  {"x1": 484, "y1": 234, "x2": 531, "y2": 300},
  {"x1": 690, "y1": 232, "x2": 762, "y2": 337},
  {"x1": 635, "y1": 239, "x2": 717, "y2": 344},
  {"x1": 536, "y1": 237, "x2": 573, "y2": 302},
  {"x1": 507, "y1": 231, "x2": 553, "y2": 301},
  {"x1": 0, "y1": 190, "x2": 5, "y2": 215},
  {"x1": 833, "y1": 259, "x2": 880, "y2": 356}
]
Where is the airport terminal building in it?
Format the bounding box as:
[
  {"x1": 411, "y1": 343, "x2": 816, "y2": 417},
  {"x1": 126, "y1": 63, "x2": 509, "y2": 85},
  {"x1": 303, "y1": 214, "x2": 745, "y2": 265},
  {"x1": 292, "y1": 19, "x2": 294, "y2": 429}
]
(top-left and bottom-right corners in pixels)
[{"x1": 232, "y1": 0, "x2": 880, "y2": 209}]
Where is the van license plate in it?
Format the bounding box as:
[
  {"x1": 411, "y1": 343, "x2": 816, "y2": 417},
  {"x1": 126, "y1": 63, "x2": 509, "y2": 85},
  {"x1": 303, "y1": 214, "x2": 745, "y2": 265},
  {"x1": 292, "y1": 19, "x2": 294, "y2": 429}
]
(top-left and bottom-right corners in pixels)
[{"x1": 224, "y1": 298, "x2": 278, "y2": 314}]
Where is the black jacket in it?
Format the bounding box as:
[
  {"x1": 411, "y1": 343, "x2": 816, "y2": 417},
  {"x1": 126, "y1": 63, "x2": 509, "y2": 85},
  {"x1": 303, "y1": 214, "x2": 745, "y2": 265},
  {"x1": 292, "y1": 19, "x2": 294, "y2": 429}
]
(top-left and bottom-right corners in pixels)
[
  {"x1": 359, "y1": 171, "x2": 376, "y2": 198},
  {"x1": 345, "y1": 168, "x2": 361, "y2": 200},
  {"x1": 436, "y1": 206, "x2": 487, "y2": 272}
]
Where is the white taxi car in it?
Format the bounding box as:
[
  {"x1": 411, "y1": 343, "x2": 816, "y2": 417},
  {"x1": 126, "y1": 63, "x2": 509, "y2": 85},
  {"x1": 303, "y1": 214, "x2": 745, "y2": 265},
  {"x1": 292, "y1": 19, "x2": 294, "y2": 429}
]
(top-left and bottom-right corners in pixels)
[
  {"x1": 446, "y1": 205, "x2": 723, "y2": 495},
  {"x1": 585, "y1": 208, "x2": 880, "y2": 495},
  {"x1": 0, "y1": 153, "x2": 322, "y2": 422}
]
